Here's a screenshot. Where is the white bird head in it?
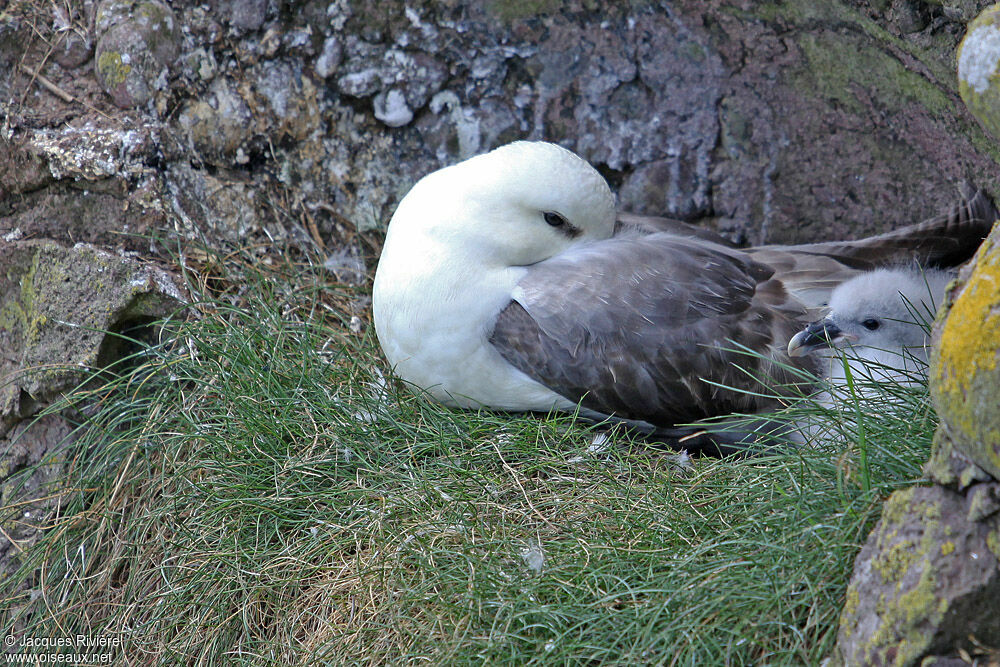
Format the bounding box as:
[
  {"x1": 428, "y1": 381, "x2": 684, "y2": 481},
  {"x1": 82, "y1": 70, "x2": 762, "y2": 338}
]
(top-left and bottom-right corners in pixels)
[
  {"x1": 787, "y1": 268, "x2": 951, "y2": 358},
  {"x1": 385, "y1": 141, "x2": 617, "y2": 268}
]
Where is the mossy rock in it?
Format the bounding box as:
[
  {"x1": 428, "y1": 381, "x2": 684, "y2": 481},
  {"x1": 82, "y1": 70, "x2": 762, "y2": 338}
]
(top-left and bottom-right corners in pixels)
[{"x1": 0, "y1": 240, "x2": 185, "y2": 428}]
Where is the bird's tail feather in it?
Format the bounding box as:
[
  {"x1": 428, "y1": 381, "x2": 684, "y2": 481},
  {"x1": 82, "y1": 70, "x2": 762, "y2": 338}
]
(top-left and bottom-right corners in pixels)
[
  {"x1": 774, "y1": 188, "x2": 998, "y2": 270},
  {"x1": 747, "y1": 188, "x2": 997, "y2": 310}
]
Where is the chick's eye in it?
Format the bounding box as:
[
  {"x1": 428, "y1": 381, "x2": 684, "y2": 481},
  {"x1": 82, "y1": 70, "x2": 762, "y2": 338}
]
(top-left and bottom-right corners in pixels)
[
  {"x1": 543, "y1": 211, "x2": 567, "y2": 227},
  {"x1": 862, "y1": 318, "x2": 880, "y2": 331}
]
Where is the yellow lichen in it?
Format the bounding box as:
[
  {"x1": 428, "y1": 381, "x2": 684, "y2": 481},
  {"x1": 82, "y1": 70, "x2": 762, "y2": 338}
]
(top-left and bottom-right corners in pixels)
[
  {"x1": 844, "y1": 586, "x2": 861, "y2": 617},
  {"x1": 0, "y1": 251, "x2": 47, "y2": 346},
  {"x1": 988, "y1": 529, "x2": 1000, "y2": 559},
  {"x1": 870, "y1": 565, "x2": 943, "y2": 666},
  {"x1": 932, "y1": 233, "x2": 1000, "y2": 475},
  {"x1": 874, "y1": 538, "x2": 917, "y2": 582},
  {"x1": 936, "y1": 243, "x2": 1000, "y2": 399},
  {"x1": 96, "y1": 50, "x2": 131, "y2": 87},
  {"x1": 940, "y1": 541, "x2": 955, "y2": 556},
  {"x1": 881, "y1": 486, "x2": 916, "y2": 524}
]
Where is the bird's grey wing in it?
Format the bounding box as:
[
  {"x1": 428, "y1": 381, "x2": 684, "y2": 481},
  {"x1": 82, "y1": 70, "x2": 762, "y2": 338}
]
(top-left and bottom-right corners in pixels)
[
  {"x1": 489, "y1": 233, "x2": 818, "y2": 428},
  {"x1": 615, "y1": 213, "x2": 739, "y2": 247},
  {"x1": 747, "y1": 188, "x2": 997, "y2": 310}
]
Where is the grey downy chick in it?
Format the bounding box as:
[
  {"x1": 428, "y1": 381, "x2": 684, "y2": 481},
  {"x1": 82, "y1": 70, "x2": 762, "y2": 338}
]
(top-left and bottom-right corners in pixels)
[
  {"x1": 784, "y1": 267, "x2": 951, "y2": 444},
  {"x1": 788, "y1": 268, "x2": 951, "y2": 381}
]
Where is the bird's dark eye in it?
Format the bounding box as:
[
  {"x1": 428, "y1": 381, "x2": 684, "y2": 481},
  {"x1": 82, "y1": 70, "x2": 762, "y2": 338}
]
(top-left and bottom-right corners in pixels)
[
  {"x1": 862, "y1": 318, "x2": 880, "y2": 331},
  {"x1": 543, "y1": 211, "x2": 567, "y2": 227}
]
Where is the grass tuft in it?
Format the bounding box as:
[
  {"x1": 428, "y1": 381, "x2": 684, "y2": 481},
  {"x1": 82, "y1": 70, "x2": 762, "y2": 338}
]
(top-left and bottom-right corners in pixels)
[{"x1": 1, "y1": 263, "x2": 937, "y2": 664}]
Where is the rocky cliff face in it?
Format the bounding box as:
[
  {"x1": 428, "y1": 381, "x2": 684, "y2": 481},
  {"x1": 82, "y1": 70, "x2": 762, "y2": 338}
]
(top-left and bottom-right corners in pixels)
[{"x1": 2, "y1": 0, "x2": 998, "y2": 255}]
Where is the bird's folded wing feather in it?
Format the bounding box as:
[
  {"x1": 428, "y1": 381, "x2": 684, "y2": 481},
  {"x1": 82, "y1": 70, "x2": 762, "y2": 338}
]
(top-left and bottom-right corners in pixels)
[
  {"x1": 747, "y1": 188, "x2": 998, "y2": 310},
  {"x1": 488, "y1": 233, "x2": 817, "y2": 427},
  {"x1": 615, "y1": 212, "x2": 740, "y2": 247}
]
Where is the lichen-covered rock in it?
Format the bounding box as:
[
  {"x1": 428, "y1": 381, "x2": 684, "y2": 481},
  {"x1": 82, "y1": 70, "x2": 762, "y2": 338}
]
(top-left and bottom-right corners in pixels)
[
  {"x1": 930, "y1": 219, "x2": 1000, "y2": 478},
  {"x1": 337, "y1": 41, "x2": 449, "y2": 128},
  {"x1": 17, "y1": 123, "x2": 160, "y2": 182},
  {"x1": 0, "y1": 239, "x2": 185, "y2": 432},
  {"x1": 939, "y1": 0, "x2": 992, "y2": 23},
  {"x1": 119, "y1": 0, "x2": 1000, "y2": 246},
  {"x1": 834, "y1": 485, "x2": 1000, "y2": 666},
  {"x1": 165, "y1": 162, "x2": 264, "y2": 238},
  {"x1": 252, "y1": 59, "x2": 322, "y2": 142},
  {"x1": 209, "y1": 0, "x2": 268, "y2": 33},
  {"x1": 314, "y1": 36, "x2": 343, "y2": 79},
  {"x1": 93, "y1": 0, "x2": 180, "y2": 108},
  {"x1": 0, "y1": 239, "x2": 184, "y2": 607},
  {"x1": 0, "y1": 132, "x2": 169, "y2": 252},
  {"x1": 958, "y1": 4, "x2": 1000, "y2": 139},
  {"x1": 924, "y1": 430, "x2": 995, "y2": 490},
  {"x1": 180, "y1": 47, "x2": 219, "y2": 82}
]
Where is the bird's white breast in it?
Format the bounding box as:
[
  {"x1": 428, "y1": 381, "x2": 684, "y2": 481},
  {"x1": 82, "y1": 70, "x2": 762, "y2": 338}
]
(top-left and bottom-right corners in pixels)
[{"x1": 373, "y1": 209, "x2": 574, "y2": 413}]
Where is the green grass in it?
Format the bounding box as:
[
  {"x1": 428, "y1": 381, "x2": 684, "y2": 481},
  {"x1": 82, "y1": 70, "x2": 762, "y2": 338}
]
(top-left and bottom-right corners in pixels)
[{"x1": 1, "y1": 263, "x2": 937, "y2": 665}]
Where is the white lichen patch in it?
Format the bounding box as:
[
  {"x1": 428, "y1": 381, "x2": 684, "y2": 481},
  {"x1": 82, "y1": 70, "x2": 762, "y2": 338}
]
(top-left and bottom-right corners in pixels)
[
  {"x1": 29, "y1": 124, "x2": 153, "y2": 181},
  {"x1": 959, "y1": 24, "x2": 1000, "y2": 94},
  {"x1": 374, "y1": 89, "x2": 414, "y2": 127},
  {"x1": 314, "y1": 36, "x2": 341, "y2": 78},
  {"x1": 429, "y1": 91, "x2": 482, "y2": 160}
]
